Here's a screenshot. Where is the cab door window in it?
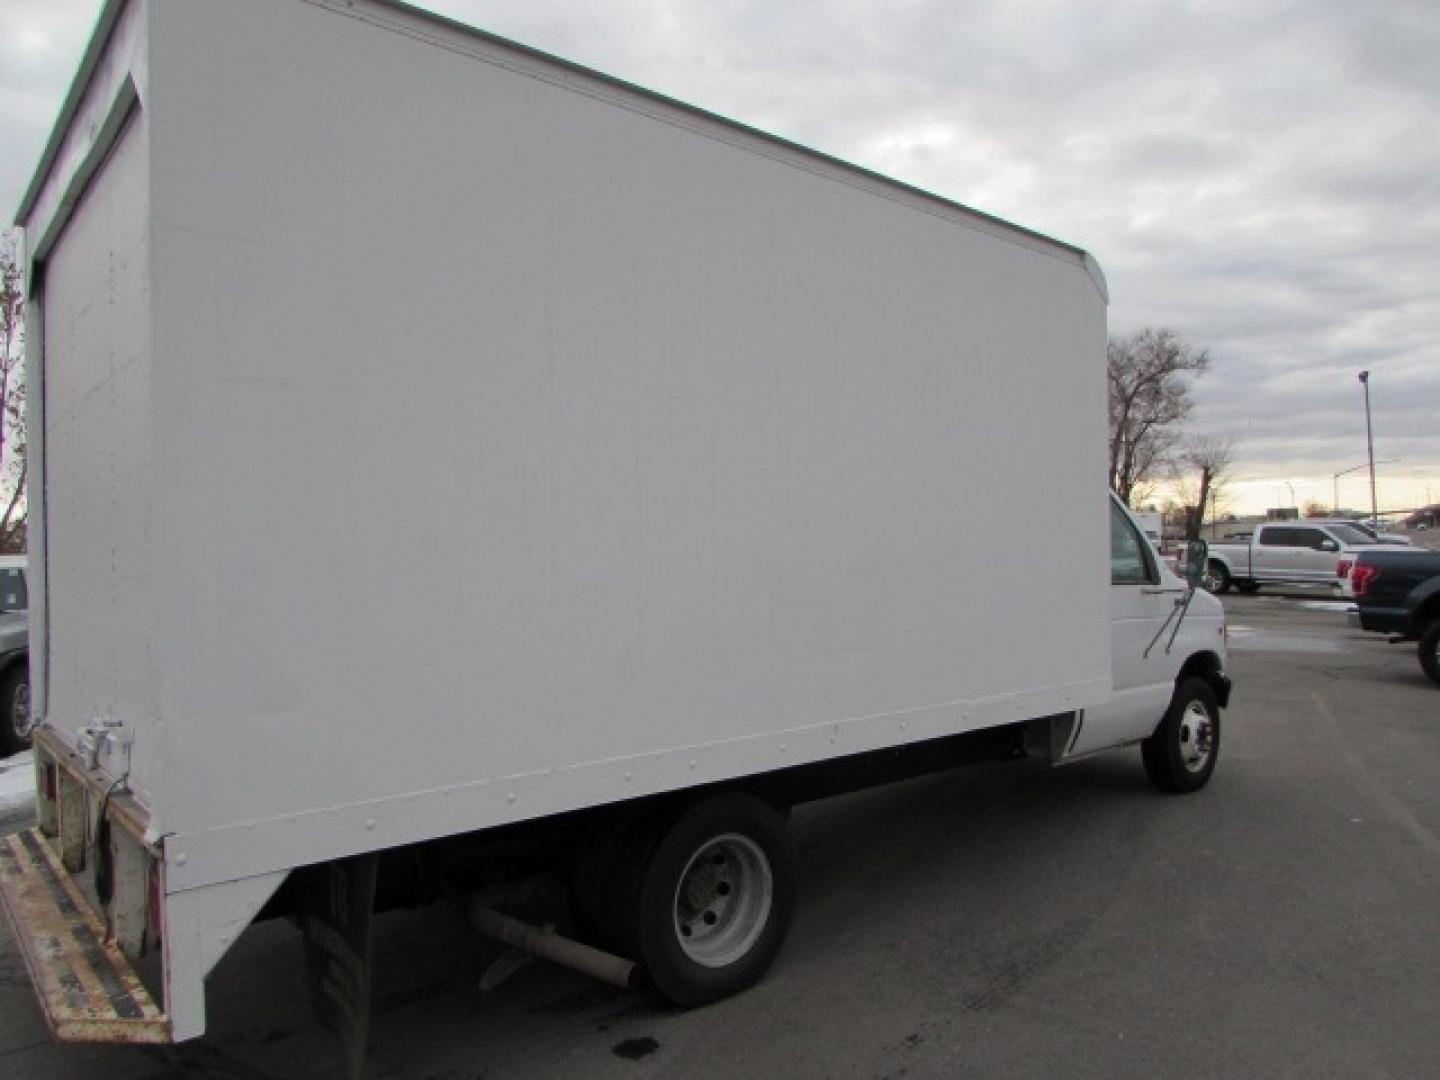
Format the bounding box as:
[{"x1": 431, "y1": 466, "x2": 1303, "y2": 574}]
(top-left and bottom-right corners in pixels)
[{"x1": 1111, "y1": 501, "x2": 1158, "y2": 585}]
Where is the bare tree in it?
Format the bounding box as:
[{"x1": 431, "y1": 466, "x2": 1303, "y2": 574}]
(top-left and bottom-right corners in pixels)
[
  {"x1": 1108, "y1": 328, "x2": 1210, "y2": 507},
  {"x1": 0, "y1": 235, "x2": 26, "y2": 554},
  {"x1": 1175, "y1": 433, "x2": 1236, "y2": 541}
]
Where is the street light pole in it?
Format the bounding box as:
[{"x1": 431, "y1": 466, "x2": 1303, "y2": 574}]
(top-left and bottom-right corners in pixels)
[{"x1": 1358, "y1": 371, "x2": 1377, "y2": 529}]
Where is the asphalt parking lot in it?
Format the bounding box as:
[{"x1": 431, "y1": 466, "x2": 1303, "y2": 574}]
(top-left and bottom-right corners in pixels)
[{"x1": 2, "y1": 590, "x2": 1438, "y2": 1079}]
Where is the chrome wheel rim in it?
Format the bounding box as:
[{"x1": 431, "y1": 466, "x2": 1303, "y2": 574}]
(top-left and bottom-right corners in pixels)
[
  {"x1": 1177, "y1": 700, "x2": 1214, "y2": 773},
  {"x1": 672, "y1": 833, "x2": 772, "y2": 967}
]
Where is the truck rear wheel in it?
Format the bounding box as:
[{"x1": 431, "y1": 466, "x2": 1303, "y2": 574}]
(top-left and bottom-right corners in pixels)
[
  {"x1": 568, "y1": 807, "x2": 653, "y2": 950},
  {"x1": 1142, "y1": 677, "x2": 1220, "y2": 794},
  {"x1": 1202, "y1": 561, "x2": 1231, "y2": 594},
  {"x1": 1418, "y1": 621, "x2": 1440, "y2": 689},
  {"x1": 616, "y1": 793, "x2": 794, "y2": 1007},
  {"x1": 1235, "y1": 580, "x2": 1261, "y2": 594}
]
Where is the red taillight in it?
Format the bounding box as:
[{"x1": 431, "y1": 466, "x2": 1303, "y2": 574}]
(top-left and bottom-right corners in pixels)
[
  {"x1": 1351, "y1": 565, "x2": 1379, "y2": 597},
  {"x1": 1336, "y1": 559, "x2": 1352, "y2": 580}
]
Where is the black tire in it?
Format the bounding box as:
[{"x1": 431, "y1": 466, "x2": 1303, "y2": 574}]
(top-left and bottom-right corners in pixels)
[
  {"x1": 567, "y1": 803, "x2": 673, "y2": 951},
  {"x1": 1142, "y1": 677, "x2": 1220, "y2": 794},
  {"x1": 0, "y1": 662, "x2": 31, "y2": 757},
  {"x1": 566, "y1": 810, "x2": 634, "y2": 948},
  {"x1": 615, "y1": 793, "x2": 794, "y2": 1007},
  {"x1": 1235, "y1": 580, "x2": 1261, "y2": 594},
  {"x1": 1203, "y1": 560, "x2": 1232, "y2": 595},
  {"x1": 1418, "y1": 620, "x2": 1440, "y2": 689}
]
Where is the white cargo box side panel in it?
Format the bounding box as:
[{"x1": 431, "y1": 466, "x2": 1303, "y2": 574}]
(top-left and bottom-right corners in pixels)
[
  {"x1": 136, "y1": 0, "x2": 1107, "y2": 886},
  {"x1": 39, "y1": 100, "x2": 161, "y2": 814}
]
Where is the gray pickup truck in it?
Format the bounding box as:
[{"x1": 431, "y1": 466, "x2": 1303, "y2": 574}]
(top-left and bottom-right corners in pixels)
[{"x1": 1203, "y1": 521, "x2": 1387, "y2": 594}]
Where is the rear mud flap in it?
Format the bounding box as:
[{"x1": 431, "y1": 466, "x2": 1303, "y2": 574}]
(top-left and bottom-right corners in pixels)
[{"x1": 301, "y1": 854, "x2": 379, "y2": 1080}]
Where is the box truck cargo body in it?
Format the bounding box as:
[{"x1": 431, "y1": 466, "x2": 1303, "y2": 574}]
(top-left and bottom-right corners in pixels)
[{"x1": 0, "y1": 0, "x2": 1211, "y2": 1051}]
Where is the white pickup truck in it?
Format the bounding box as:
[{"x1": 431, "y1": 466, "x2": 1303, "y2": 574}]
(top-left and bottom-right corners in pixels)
[{"x1": 1203, "y1": 521, "x2": 1388, "y2": 594}]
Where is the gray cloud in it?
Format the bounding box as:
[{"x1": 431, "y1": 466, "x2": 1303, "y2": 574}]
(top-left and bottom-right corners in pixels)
[{"x1": 5, "y1": 0, "x2": 1438, "y2": 511}]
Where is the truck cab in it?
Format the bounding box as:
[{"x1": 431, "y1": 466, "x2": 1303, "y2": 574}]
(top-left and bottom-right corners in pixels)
[{"x1": 1068, "y1": 498, "x2": 1230, "y2": 777}]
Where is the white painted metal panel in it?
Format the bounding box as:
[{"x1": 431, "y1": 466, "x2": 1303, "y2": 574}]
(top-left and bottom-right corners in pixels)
[
  {"x1": 30, "y1": 0, "x2": 1108, "y2": 890},
  {"x1": 40, "y1": 108, "x2": 159, "y2": 811}
]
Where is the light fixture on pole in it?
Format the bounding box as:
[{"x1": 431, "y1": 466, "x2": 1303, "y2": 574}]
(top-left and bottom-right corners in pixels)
[
  {"x1": 1333, "y1": 458, "x2": 1398, "y2": 516},
  {"x1": 1358, "y1": 371, "x2": 1378, "y2": 529}
]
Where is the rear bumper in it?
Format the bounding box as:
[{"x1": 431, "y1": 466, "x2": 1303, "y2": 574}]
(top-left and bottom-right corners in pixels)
[
  {"x1": 0, "y1": 827, "x2": 169, "y2": 1042},
  {"x1": 1355, "y1": 604, "x2": 1410, "y2": 637},
  {"x1": 0, "y1": 728, "x2": 175, "y2": 1044}
]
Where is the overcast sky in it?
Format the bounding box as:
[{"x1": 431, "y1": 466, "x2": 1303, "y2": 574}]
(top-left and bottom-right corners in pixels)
[{"x1": 4, "y1": 0, "x2": 1438, "y2": 515}]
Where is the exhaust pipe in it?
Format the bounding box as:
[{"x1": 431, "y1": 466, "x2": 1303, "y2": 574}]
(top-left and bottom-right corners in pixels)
[{"x1": 468, "y1": 902, "x2": 636, "y2": 990}]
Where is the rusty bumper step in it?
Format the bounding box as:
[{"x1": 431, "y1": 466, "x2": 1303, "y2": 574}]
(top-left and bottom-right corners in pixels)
[{"x1": 0, "y1": 827, "x2": 170, "y2": 1042}]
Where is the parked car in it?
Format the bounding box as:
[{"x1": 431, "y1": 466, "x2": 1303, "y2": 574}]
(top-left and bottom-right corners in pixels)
[
  {"x1": 1203, "y1": 522, "x2": 1387, "y2": 594},
  {"x1": 1347, "y1": 548, "x2": 1440, "y2": 687},
  {"x1": 1307, "y1": 518, "x2": 1413, "y2": 546},
  {"x1": 0, "y1": 555, "x2": 28, "y2": 756}
]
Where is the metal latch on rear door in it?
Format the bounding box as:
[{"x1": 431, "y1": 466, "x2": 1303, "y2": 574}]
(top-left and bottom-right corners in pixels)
[{"x1": 77, "y1": 717, "x2": 133, "y2": 779}]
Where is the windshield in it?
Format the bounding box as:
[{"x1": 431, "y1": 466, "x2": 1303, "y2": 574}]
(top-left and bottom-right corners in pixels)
[
  {"x1": 1326, "y1": 524, "x2": 1373, "y2": 545},
  {"x1": 0, "y1": 568, "x2": 26, "y2": 612}
]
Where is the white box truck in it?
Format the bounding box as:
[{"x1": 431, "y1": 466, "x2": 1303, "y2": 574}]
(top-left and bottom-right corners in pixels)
[{"x1": 1, "y1": 0, "x2": 1230, "y2": 1061}]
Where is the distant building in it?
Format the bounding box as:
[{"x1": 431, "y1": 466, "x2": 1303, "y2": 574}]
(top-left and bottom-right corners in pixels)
[{"x1": 1265, "y1": 507, "x2": 1299, "y2": 521}]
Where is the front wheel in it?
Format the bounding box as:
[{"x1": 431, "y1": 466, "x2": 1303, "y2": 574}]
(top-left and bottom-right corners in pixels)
[
  {"x1": 1202, "y1": 561, "x2": 1232, "y2": 595},
  {"x1": 1418, "y1": 621, "x2": 1440, "y2": 689},
  {"x1": 619, "y1": 793, "x2": 794, "y2": 1007},
  {"x1": 0, "y1": 663, "x2": 31, "y2": 756},
  {"x1": 1142, "y1": 677, "x2": 1220, "y2": 793}
]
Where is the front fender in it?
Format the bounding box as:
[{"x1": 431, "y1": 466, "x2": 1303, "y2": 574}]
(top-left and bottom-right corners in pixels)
[{"x1": 1178, "y1": 650, "x2": 1231, "y2": 709}]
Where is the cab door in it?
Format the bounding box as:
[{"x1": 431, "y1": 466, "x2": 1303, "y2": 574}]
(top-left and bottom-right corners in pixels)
[
  {"x1": 1068, "y1": 498, "x2": 1186, "y2": 756},
  {"x1": 1251, "y1": 526, "x2": 1297, "y2": 579},
  {"x1": 1291, "y1": 525, "x2": 1339, "y2": 582}
]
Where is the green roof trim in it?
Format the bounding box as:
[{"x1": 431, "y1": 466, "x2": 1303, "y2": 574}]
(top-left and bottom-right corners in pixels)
[{"x1": 13, "y1": 0, "x2": 124, "y2": 225}]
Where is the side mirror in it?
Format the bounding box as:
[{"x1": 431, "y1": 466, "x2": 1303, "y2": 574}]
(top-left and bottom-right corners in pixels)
[
  {"x1": 1319, "y1": 539, "x2": 1339, "y2": 553},
  {"x1": 1184, "y1": 539, "x2": 1209, "y2": 589}
]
